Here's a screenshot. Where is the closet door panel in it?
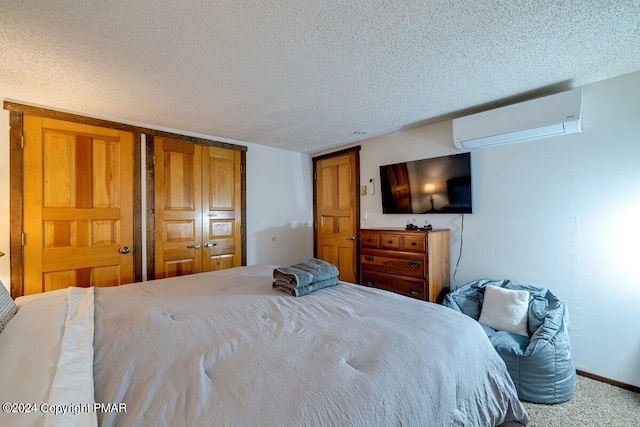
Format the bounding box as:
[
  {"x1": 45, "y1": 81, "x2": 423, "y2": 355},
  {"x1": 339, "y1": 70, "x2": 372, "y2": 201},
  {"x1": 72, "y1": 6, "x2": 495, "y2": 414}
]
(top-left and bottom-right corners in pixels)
[
  {"x1": 23, "y1": 116, "x2": 134, "y2": 295},
  {"x1": 153, "y1": 141, "x2": 242, "y2": 278},
  {"x1": 154, "y1": 139, "x2": 203, "y2": 279},
  {"x1": 202, "y1": 147, "x2": 242, "y2": 272}
]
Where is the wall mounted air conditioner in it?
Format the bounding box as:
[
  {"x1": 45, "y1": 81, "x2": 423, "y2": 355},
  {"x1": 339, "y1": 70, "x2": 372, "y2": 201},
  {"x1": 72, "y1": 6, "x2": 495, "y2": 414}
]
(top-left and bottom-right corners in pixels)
[{"x1": 452, "y1": 88, "x2": 582, "y2": 150}]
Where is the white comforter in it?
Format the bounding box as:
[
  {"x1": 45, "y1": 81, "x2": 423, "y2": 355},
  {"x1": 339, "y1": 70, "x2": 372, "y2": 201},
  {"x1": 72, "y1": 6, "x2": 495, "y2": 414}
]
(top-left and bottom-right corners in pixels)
[
  {"x1": 1, "y1": 265, "x2": 529, "y2": 426},
  {"x1": 0, "y1": 286, "x2": 96, "y2": 427}
]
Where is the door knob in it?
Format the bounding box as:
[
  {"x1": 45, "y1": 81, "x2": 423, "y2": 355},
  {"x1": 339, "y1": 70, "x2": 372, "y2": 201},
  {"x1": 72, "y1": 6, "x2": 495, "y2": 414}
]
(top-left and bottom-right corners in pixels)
[
  {"x1": 204, "y1": 242, "x2": 217, "y2": 248},
  {"x1": 187, "y1": 243, "x2": 201, "y2": 249},
  {"x1": 119, "y1": 246, "x2": 131, "y2": 254},
  {"x1": 346, "y1": 236, "x2": 356, "y2": 241}
]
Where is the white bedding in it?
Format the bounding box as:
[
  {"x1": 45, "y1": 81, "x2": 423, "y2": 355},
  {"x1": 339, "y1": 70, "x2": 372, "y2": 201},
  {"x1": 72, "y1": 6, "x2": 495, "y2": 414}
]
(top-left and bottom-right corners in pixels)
[
  {"x1": 0, "y1": 265, "x2": 529, "y2": 426},
  {"x1": 0, "y1": 287, "x2": 96, "y2": 427}
]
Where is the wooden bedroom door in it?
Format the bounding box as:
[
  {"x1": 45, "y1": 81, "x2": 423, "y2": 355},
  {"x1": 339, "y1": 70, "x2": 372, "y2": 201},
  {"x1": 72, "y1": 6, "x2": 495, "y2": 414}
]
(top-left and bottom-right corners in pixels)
[
  {"x1": 22, "y1": 116, "x2": 134, "y2": 295},
  {"x1": 154, "y1": 139, "x2": 242, "y2": 278},
  {"x1": 313, "y1": 148, "x2": 360, "y2": 283}
]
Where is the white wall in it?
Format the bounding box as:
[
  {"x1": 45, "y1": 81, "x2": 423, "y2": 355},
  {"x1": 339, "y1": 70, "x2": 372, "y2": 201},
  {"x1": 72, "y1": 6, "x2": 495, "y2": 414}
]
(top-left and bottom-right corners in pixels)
[
  {"x1": 245, "y1": 144, "x2": 314, "y2": 266},
  {"x1": 358, "y1": 70, "x2": 640, "y2": 387},
  {"x1": 0, "y1": 107, "x2": 314, "y2": 291}
]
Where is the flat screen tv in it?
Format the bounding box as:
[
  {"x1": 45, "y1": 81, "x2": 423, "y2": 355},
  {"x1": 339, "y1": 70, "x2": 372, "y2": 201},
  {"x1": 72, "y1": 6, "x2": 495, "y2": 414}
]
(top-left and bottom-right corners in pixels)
[{"x1": 380, "y1": 152, "x2": 472, "y2": 214}]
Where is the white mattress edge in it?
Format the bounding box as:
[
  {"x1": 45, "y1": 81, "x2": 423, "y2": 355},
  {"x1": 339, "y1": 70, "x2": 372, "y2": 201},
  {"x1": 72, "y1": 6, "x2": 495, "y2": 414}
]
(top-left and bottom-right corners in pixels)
[{"x1": 44, "y1": 287, "x2": 97, "y2": 427}]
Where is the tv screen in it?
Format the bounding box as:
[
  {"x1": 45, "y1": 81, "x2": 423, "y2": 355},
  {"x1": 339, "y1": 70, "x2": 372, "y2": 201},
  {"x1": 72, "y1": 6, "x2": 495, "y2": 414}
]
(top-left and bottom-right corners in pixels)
[{"x1": 380, "y1": 153, "x2": 472, "y2": 214}]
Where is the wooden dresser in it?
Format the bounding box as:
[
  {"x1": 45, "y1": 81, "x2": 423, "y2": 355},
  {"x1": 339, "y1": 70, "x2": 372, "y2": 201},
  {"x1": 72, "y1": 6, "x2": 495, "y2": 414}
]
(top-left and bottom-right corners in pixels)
[{"x1": 359, "y1": 228, "x2": 450, "y2": 302}]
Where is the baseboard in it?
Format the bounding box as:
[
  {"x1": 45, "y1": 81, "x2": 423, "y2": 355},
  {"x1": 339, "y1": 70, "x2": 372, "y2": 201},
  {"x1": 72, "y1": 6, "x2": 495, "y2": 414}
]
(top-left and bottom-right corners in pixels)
[{"x1": 577, "y1": 370, "x2": 640, "y2": 393}]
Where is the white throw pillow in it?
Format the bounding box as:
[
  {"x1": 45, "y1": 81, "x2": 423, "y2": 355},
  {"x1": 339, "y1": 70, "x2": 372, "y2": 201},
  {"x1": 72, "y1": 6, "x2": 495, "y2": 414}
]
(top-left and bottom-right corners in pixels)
[{"x1": 478, "y1": 285, "x2": 530, "y2": 337}]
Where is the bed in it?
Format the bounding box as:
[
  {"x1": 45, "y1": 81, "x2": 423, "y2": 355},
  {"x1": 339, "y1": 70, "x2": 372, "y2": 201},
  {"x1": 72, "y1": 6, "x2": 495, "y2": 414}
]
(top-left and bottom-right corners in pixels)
[{"x1": 0, "y1": 264, "x2": 529, "y2": 426}]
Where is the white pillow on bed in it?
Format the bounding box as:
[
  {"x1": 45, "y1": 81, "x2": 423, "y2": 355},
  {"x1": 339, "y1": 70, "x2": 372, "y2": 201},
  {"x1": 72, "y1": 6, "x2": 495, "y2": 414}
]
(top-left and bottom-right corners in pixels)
[
  {"x1": 0, "y1": 281, "x2": 17, "y2": 333},
  {"x1": 478, "y1": 285, "x2": 529, "y2": 337}
]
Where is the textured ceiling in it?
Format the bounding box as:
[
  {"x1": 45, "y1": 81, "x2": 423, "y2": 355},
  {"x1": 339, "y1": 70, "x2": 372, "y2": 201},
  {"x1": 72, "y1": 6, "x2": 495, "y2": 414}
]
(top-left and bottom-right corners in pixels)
[{"x1": 1, "y1": 1, "x2": 639, "y2": 153}]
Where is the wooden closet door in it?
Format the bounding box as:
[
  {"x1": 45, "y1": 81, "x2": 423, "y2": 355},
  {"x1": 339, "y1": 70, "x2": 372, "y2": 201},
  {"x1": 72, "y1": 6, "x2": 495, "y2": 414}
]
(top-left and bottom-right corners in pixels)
[
  {"x1": 201, "y1": 146, "x2": 242, "y2": 271},
  {"x1": 154, "y1": 138, "x2": 203, "y2": 278},
  {"x1": 154, "y1": 140, "x2": 242, "y2": 278},
  {"x1": 23, "y1": 116, "x2": 134, "y2": 294}
]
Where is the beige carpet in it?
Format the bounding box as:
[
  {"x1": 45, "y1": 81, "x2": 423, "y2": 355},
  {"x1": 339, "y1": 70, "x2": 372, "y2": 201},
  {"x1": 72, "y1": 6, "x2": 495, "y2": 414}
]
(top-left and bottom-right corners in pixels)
[{"x1": 522, "y1": 375, "x2": 640, "y2": 426}]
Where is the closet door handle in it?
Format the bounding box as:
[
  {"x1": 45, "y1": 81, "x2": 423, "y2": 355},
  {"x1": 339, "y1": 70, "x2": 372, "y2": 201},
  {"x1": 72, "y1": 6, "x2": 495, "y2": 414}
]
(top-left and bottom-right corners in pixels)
[
  {"x1": 204, "y1": 242, "x2": 216, "y2": 248},
  {"x1": 187, "y1": 243, "x2": 201, "y2": 249},
  {"x1": 119, "y1": 246, "x2": 131, "y2": 254},
  {"x1": 346, "y1": 236, "x2": 356, "y2": 241}
]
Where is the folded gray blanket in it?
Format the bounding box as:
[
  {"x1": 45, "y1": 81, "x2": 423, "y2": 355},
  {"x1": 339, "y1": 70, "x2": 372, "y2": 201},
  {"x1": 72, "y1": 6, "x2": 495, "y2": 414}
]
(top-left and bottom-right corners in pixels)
[
  {"x1": 273, "y1": 258, "x2": 339, "y2": 288},
  {"x1": 273, "y1": 277, "x2": 339, "y2": 297}
]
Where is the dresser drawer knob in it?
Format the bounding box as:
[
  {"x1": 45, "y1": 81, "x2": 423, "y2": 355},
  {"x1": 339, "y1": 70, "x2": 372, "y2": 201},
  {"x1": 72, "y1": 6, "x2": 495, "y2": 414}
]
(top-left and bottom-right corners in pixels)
[
  {"x1": 367, "y1": 238, "x2": 372, "y2": 242},
  {"x1": 365, "y1": 280, "x2": 374, "y2": 287},
  {"x1": 387, "y1": 240, "x2": 393, "y2": 244},
  {"x1": 408, "y1": 261, "x2": 421, "y2": 269},
  {"x1": 409, "y1": 288, "x2": 421, "y2": 296},
  {"x1": 411, "y1": 242, "x2": 417, "y2": 246},
  {"x1": 365, "y1": 255, "x2": 374, "y2": 262}
]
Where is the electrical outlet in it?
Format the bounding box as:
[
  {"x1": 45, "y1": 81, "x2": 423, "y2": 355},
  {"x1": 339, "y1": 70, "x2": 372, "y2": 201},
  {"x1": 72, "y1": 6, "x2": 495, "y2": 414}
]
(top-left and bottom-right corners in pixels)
[{"x1": 367, "y1": 178, "x2": 374, "y2": 195}]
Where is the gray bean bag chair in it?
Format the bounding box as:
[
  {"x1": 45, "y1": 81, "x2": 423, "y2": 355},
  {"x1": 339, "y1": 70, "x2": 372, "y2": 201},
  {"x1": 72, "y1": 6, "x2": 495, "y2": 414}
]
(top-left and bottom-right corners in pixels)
[{"x1": 443, "y1": 279, "x2": 576, "y2": 404}]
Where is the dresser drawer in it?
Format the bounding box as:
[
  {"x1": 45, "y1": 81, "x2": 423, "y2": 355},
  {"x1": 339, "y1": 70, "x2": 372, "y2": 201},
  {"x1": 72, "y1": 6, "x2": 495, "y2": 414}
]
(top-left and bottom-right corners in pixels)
[
  {"x1": 402, "y1": 235, "x2": 426, "y2": 252},
  {"x1": 379, "y1": 234, "x2": 401, "y2": 249},
  {"x1": 361, "y1": 270, "x2": 427, "y2": 300},
  {"x1": 360, "y1": 251, "x2": 426, "y2": 278},
  {"x1": 360, "y1": 231, "x2": 379, "y2": 248}
]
